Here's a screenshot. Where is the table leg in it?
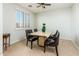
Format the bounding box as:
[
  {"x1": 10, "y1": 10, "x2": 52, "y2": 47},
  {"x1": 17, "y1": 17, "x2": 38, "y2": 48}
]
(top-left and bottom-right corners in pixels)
[
  {"x1": 5, "y1": 38, "x2": 7, "y2": 51},
  {"x1": 38, "y1": 37, "x2": 46, "y2": 47},
  {"x1": 9, "y1": 35, "x2": 10, "y2": 46},
  {"x1": 3, "y1": 38, "x2": 4, "y2": 52}
]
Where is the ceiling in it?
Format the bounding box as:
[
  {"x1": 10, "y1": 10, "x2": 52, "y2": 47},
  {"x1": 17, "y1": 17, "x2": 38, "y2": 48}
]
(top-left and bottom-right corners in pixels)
[{"x1": 18, "y1": 3, "x2": 73, "y2": 13}]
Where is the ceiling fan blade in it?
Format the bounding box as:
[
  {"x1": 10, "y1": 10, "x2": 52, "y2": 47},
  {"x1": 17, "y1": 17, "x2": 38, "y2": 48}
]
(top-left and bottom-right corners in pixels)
[
  {"x1": 44, "y1": 4, "x2": 51, "y2": 6},
  {"x1": 36, "y1": 3, "x2": 51, "y2": 8},
  {"x1": 37, "y1": 3, "x2": 42, "y2": 4}
]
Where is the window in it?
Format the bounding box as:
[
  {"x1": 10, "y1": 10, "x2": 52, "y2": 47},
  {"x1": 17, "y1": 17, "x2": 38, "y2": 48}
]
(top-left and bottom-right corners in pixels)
[{"x1": 16, "y1": 10, "x2": 30, "y2": 28}]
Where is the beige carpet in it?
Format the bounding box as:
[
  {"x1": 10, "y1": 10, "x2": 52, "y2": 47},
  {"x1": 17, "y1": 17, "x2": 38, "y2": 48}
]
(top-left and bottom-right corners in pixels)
[{"x1": 3, "y1": 39, "x2": 79, "y2": 56}]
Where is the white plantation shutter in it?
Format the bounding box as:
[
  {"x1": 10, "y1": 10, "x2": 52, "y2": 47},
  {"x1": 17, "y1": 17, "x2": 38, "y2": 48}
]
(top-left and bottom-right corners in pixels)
[{"x1": 16, "y1": 10, "x2": 30, "y2": 28}]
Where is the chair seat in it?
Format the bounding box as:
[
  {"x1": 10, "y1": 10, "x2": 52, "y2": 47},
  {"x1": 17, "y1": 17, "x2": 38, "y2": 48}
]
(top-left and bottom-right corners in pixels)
[
  {"x1": 45, "y1": 39, "x2": 55, "y2": 45},
  {"x1": 28, "y1": 37, "x2": 38, "y2": 41}
]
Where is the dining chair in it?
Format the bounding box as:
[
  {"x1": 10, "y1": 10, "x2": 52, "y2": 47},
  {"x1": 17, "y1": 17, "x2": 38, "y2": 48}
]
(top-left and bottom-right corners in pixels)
[
  {"x1": 34, "y1": 28, "x2": 38, "y2": 32},
  {"x1": 25, "y1": 29, "x2": 38, "y2": 49},
  {"x1": 44, "y1": 30, "x2": 60, "y2": 56},
  {"x1": 34, "y1": 28, "x2": 39, "y2": 45}
]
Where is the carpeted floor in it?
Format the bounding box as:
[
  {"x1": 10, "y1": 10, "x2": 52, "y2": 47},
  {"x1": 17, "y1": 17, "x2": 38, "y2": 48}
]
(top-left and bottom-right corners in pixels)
[{"x1": 3, "y1": 39, "x2": 79, "y2": 56}]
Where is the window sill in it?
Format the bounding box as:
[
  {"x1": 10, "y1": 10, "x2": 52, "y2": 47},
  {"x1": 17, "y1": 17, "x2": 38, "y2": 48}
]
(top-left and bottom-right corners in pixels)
[
  {"x1": 16, "y1": 27, "x2": 32, "y2": 31},
  {"x1": 16, "y1": 28, "x2": 25, "y2": 30}
]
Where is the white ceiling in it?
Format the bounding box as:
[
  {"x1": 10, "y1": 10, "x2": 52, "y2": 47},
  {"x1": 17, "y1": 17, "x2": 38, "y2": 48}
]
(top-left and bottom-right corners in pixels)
[{"x1": 18, "y1": 3, "x2": 73, "y2": 13}]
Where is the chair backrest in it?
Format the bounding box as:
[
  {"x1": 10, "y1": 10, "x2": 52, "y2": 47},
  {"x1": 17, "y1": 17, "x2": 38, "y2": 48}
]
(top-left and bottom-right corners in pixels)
[
  {"x1": 53, "y1": 30, "x2": 58, "y2": 37},
  {"x1": 49, "y1": 30, "x2": 60, "y2": 46},
  {"x1": 34, "y1": 28, "x2": 38, "y2": 32},
  {"x1": 49, "y1": 30, "x2": 58, "y2": 38},
  {"x1": 25, "y1": 29, "x2": 32, "y2": 36},
  {"x1": 54, "y1": 31, "x2": 60, "y2": 46}
]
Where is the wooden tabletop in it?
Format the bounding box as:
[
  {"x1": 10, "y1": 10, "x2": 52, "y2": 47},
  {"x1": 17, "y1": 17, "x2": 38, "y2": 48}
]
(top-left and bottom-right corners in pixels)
[{"x1": 30, "y1": 31, "x2": 51, "y2": 37}]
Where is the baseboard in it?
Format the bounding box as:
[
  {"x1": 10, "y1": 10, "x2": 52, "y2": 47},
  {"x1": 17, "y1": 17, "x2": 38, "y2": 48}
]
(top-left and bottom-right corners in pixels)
[
  {"x1": 60, "y1": 38, "x2": 79, "y2": 50},
  {"x1": 10, "y1": 38, "x2": 26, "y2": 45},
  {"x1": 60, "y1": 37, "x2": 73, "y2": 40},
  {"x1": 71, "y1": 40, "x2": 79, "y2": 50}
]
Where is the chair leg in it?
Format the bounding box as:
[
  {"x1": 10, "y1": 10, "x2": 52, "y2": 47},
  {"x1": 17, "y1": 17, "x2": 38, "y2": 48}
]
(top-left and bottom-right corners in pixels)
[
  {"x1": 44, "y1": 45, "x2": 46, "y2": 53},
  {"x1": 31, "y1": 41, "x2": 33, "y2": 49},
  {"x1": 26, "y1": 40, "x2": 28, "y2": 46},
  {"x1": 55, "y1": 46, "x2": 59, "y2": 56},
  {"x1": 37, "y1": 39, "x2": 39, "y2": 45}
]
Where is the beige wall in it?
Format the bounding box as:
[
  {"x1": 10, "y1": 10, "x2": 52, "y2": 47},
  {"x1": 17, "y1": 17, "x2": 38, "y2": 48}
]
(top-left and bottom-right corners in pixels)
[
  {"x1": 3, "y1": 3, "x2": 36, "y2": 44},
  {"x1": 72, "y1": 4, "x2": 79, "y2": 48},
  {"x1": 36, "y1": 8, "x2": 72, "y2": 40},
  {"x1": 0, "y1": 3, "x2": 3, "y2": 56}
]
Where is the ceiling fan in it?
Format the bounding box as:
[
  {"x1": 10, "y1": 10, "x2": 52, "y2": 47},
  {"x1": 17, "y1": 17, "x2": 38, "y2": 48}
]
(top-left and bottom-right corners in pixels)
[
  {"x1": 28, "y1": 3, "x2": 51, "y2": 8},
  {"x1": 37, "y1": 3, "x2": 51, "y2": 8}
]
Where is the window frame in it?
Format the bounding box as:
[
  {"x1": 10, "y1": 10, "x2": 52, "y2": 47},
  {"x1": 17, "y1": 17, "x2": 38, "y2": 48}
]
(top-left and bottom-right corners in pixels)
[{"x1": 16, "y1": 9, "x2": 30, "y2": 29}]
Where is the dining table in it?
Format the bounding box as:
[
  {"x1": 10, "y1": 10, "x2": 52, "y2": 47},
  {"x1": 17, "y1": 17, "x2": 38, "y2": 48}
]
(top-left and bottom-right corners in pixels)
[{"x1": 29, "y1": 31, "x2": 51, "y2": 47}]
